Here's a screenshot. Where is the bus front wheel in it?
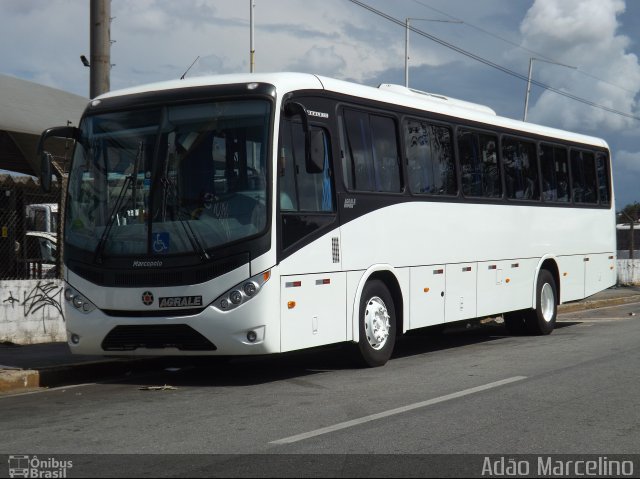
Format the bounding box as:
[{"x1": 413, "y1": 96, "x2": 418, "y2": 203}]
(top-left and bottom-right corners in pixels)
[{"x1": 356, "y1": 280, "x2": 396, "y2": 367}]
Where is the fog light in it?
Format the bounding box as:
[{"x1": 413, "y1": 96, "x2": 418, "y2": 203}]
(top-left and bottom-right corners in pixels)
[
  {"x1": 246, "y1": 330, "x2": 258, "y2": 343},
  {"x1": 70, "y1": 334, "x2": 80, "y2": 345}
]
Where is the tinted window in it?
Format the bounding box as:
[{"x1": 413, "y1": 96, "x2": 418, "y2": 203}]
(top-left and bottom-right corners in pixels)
[
  {"x1": 404, "y1": 119, "x2": 457, "y2": 195},
  {"x1": 596, "y1": 152, "x2": 610, "y2": 206},
  {"x1": 343, "y1": 110, "x2": 402, "y2": 192},
  {"x1": 540, "y1": 144, "x2": 569, "y2": 202},
  {"x1": 502, "y1": 137, "x2": 540, "y2": 201},
  {"x1": 279, "y1": 121, "x2": 334, "y2": 212},
  {"x1": 571, "y1": 150, "x2": 597, "y2": 204},
  {"x1": 458, "y1": 129, "x2": 500, "y2": 198}
]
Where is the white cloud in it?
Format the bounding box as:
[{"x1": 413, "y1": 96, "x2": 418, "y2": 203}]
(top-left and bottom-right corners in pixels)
[
  {"x1": 287, "y1": 46, "x2": 347, "y2": 75},
  {"x1": 615, "y1": 150, "x2": 640, "y2": 174},
  {"x1": 520, "y1": 0, "x2": 640, "y2": 133}
]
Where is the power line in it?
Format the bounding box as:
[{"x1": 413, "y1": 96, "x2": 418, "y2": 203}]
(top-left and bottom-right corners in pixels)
[
  {"x1": 410, "y1": 0, "x2": 639, "y2": 96},
  {"x1": 347, "y1": 0, "x2": 640, "y2": 121}
]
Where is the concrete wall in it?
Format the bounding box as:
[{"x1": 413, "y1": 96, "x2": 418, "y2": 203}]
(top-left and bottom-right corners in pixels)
[
  {"x1": 0, "y1": 279, "x2": 66, "y2": 344},
  {"x1": 617, "y1": 260, "x2": 640, "y2": 286}
]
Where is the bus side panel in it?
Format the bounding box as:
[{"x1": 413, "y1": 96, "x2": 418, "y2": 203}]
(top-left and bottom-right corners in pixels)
[
  {"x1": 476, "y1": 258, "x2": 537, "y2": 317},
  {"x1": 409, "y1": 265, "x2": 446, "y2": 329},
  {"x1": 557, "y1": 255, "x2": 586, "y2": 303},
  {"x1": 445, "y1": 262, "x2": 477, "y2": 322},
  {"x1": 280, "y1": 272, "x2": 347, "y2": 352},
  {"x1": 585, "y1": 253, "x2": 616, "y2": 297}
]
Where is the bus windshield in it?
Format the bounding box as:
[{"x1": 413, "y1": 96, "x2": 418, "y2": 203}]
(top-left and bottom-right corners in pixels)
[{"x1": 65, "y1": 99, "x2": 270, "y2": 260}]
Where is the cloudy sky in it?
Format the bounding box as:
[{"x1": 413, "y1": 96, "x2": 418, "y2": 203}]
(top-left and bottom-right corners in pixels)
[{"x1": 2, "y1": 0, "x2": 640, "y2": 209}]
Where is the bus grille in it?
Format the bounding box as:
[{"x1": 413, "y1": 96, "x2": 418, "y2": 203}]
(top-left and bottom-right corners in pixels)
[
  {"x1": 101, "y1": 325, "x2": 216, "y2": 351},
  {"x1": 102, "y1": 308, "x2": 206, "y2": 318}
]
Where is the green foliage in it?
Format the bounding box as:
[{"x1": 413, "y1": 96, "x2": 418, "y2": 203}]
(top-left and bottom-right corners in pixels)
[{"x1": 617, "y1": 202, "x2": 640, "y2": 224}]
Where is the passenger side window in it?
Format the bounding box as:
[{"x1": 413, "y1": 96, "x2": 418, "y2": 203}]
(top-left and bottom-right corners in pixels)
[
  {"x1": 540, "y1": 144, "x2": 569, "y2": 203},
  {"x1": 571, "y1": 150, "x2": 597, "y2": 204},
  {"x1": 458, "y1": 129, "x2": 500, "y2": 198},
  {"x1": 502, "y1": 137, "x2": 540, "y2": 201},
  {"x1": 595, "y1": 152, "x2": 610, "y2": 206},
  {"x1": 278, "y1": 120, "x2": 334, "y2": 212},
  {"x1": 343, "y1": 110, "x2": 402, "y2": 193},
  {"x1": 403, "y1": 119, "x2": 457, "y2": 195}
]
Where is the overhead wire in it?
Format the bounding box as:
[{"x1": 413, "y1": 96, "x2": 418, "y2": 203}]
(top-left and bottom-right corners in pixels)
[
  {"x1": 347, "y1": 0, "x2": 640, "y2": 121},
  {"x1": 411, "y1": 0, "x2": 639, "y2": 96}
]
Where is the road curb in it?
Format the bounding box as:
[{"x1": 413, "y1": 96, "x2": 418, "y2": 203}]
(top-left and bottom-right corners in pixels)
[
  {"x1": 558, "y1": 294, "x2": 640, "y2": 313},
  {"x1": 0, "y1": 369, "x2": 40, "y2": 394},
  {"x1": 0, "y1": 357, "x2": 167, "y2": 395}
]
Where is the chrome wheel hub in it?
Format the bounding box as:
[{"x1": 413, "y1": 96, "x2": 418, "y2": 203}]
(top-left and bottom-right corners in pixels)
[
  {"x1": 364, "y1": 296, "x2": 390, "y2": 350},
  {"x1": 541, "y1": 283, "x2": 555, "y2": 322}
]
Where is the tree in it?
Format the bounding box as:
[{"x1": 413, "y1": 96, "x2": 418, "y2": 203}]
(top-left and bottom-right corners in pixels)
[{"x1": 617, "y1": 202, "x2": 640, "y2": 224}]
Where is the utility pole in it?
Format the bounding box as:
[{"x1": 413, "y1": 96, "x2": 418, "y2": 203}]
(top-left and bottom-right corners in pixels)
[
  {"x1": 90, "y1": 0, "x2": 111, "y2": 98},
  {"x1": 405, "y1": 18, "x2": 462, "y2": 88},
  {"x1": 250, "y1": 0, "x2": 255, "y2": 73},
  {"x1": 523, "y1": 57, "x2": 576, "y2": 122}
]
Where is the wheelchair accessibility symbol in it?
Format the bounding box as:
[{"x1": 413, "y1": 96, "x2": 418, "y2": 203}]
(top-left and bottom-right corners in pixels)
[{"x1": 153, "y1": 232, "x2": 170, "y2": 254}]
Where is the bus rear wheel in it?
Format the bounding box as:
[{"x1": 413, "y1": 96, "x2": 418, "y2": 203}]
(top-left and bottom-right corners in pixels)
[
  {"x1": 525, "y1": 269, "x2": 557, "y2": 335},
  {"x1": 356, "y1": 280, "x2": 396, "y2": 367}
]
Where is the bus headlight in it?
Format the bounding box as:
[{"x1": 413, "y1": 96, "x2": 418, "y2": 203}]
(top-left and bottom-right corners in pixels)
[
  {"x1": 229, "y1": 290, "x2": 243, "y2": 305},
  {"x1": 64, "y1": 285, "x2": 96, "y2": 314},
  {"x1": 243, "y1": 282, "x2": 258, "y2": 297},
  {"x1": 213, "y1": 270, "x2": 270, "y2": 312}
]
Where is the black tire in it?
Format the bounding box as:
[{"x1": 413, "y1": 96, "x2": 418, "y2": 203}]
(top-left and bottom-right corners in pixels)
[
  {"x1": 356, "y1": 280, "x2": 396, "y2": 367},
  {"x1": 524, "y1": 269, "x2": 557, "y2": 335}
]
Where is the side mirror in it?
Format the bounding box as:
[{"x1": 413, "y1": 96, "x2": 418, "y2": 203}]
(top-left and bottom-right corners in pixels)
[
  {"x1": 40, "y1": 152, "x2": 53, "y2": 193},
  {"x1": 36, "y1": 126, "x2": 82, "y2": 193},
  {"x1": 306, "y1": 129, "x2": 325, "y2": 174}
]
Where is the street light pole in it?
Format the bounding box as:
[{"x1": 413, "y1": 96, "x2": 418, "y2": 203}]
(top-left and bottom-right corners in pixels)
[
  {"x1": 405, "y1": 18, "x2": 410, "y2": 88},
  {"x1": 405, "y1": 18, "x2": 462, "y2": 88},
  {"x1": 250, "y1": 0, "x2": 255, "y2": 73},
  {"x1": 523, "y1": 57, "x2": 577, "y2": 122},
  {"x1": 89, "y1": 0, "x2": 111, "y2": 99}
]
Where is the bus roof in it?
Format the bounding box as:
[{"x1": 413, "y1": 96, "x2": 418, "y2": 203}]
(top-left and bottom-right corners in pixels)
[{"x1": 95, "y1": 72, "x2": 608, "y2": 150}]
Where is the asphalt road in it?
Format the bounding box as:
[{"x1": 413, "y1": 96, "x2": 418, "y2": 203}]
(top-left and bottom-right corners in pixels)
[{"x1": 1, "y1": 303, "x2": 640, "y2": 477}]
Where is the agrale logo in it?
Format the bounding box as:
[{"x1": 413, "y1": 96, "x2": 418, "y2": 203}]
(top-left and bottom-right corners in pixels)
[{"x1": 141, "y1": 291, "x2": 154, "y2": 306}]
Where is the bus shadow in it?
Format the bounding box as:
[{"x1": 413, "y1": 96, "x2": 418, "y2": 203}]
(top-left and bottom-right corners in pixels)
[{"x1": 109, "y1": 321, "x2": 583, "y2": 389}]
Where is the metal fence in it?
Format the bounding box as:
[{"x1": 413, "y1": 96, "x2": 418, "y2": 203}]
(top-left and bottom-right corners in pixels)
[
  {"x1": 0, "y1": 175, "x2": 62, "y2": 280},
  {"x1": 617, "y1": 225, "x2": 640, "y2": 260}
]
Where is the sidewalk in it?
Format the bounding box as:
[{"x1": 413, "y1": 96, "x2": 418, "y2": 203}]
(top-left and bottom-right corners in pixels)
[
  {"x1": 2, "y1": 285, "x2": 640, "y2": 395},
  {"x1": 0, "y1": 343, "x2": 168, "y2": 395}
]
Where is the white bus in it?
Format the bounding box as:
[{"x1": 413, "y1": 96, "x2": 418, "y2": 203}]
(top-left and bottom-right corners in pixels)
[{"x1": 38, "y1": 73, "x2": 616, "y2": 367}]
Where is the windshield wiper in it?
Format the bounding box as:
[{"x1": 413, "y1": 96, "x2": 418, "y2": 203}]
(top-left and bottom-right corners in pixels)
[
  {"x1": 93, "y1": 173, "x2": 133, "y2": 264},
  {"x1": 94, "y1": 141, "x2": 144, "y2": 264},
  {"x1": 161, "y1": 174, "x2": 210, "y2": 262}
]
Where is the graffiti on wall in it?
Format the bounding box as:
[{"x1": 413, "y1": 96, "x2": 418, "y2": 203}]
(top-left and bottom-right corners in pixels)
[
  {"x1": 22, "y1": 281, "x2": 64, "y2": 320},
  {"x1": 2, "y1": 291, "x2": 19, "y2": 308},
  {"x1": 2, "y1": 281, "x2": 64, "y2": 332}
]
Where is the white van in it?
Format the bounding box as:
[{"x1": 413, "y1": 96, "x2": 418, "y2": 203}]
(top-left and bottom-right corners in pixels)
[{"x1": 25, "y1": 203, "x2": 58, "y2": 234}]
